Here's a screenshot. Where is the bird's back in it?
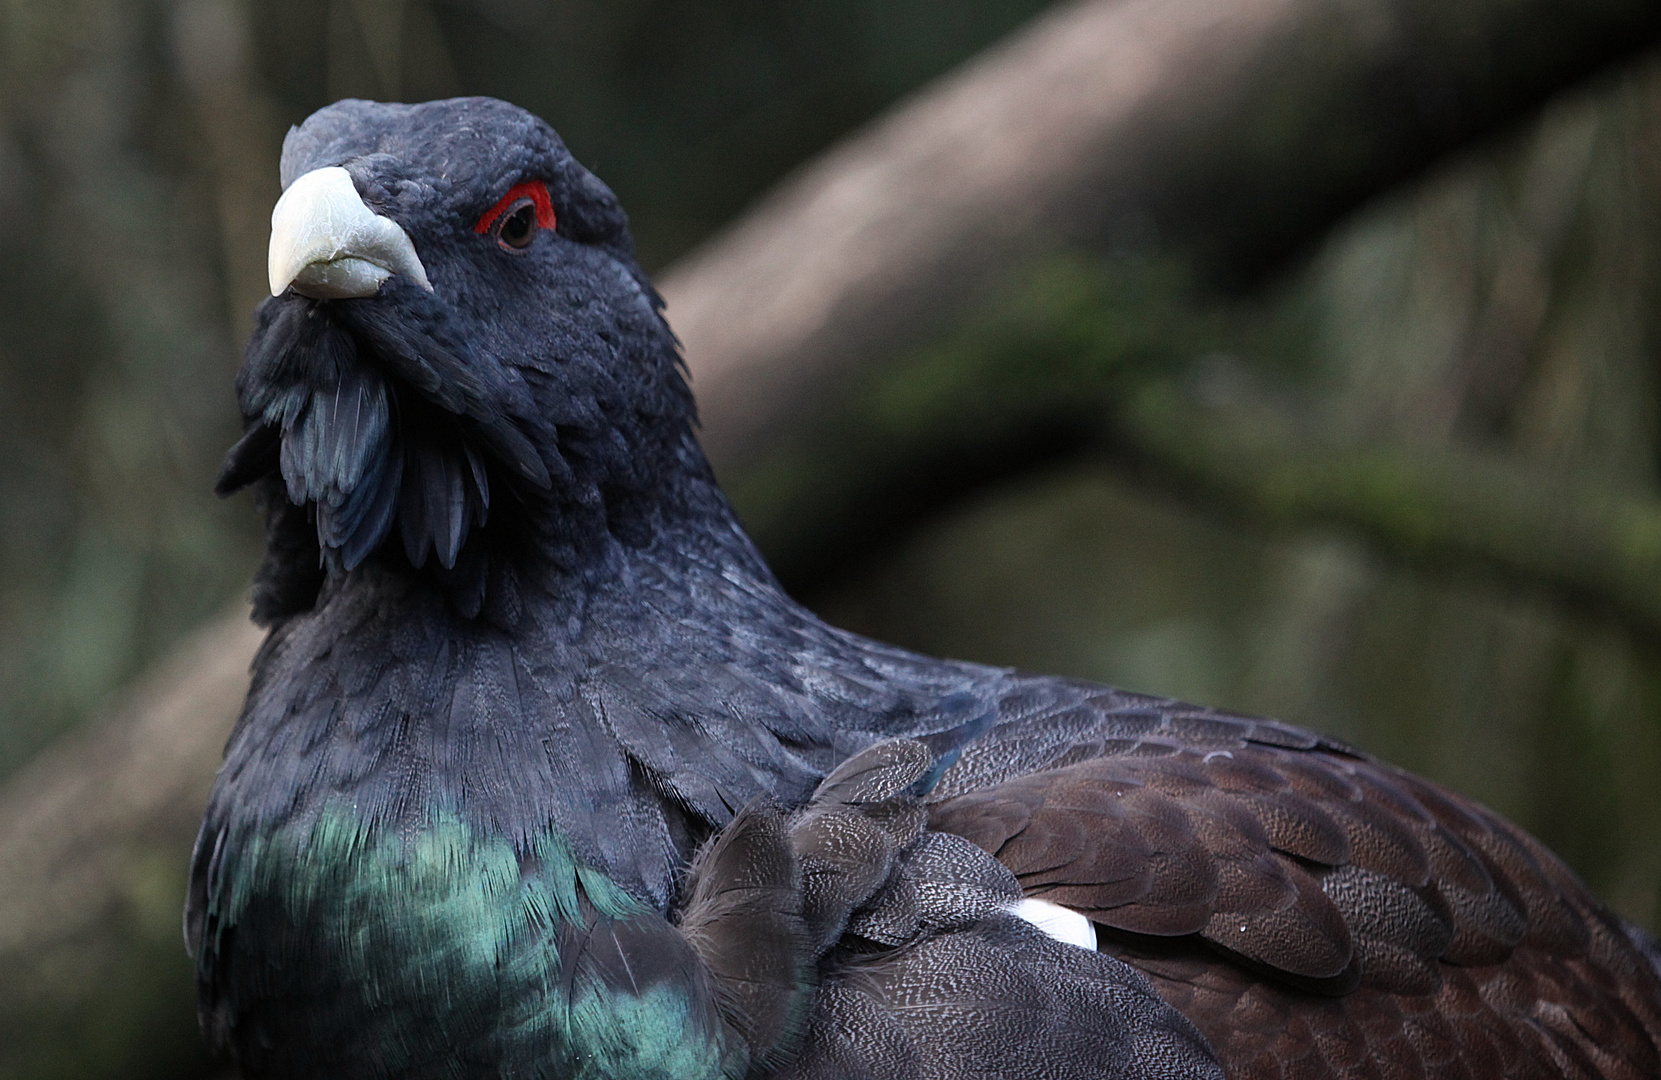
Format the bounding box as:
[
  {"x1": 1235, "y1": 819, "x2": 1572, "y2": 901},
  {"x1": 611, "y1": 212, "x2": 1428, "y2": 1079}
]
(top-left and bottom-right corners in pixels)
[{"x1": 917, "y1": 675, "x2": 1661, "y2": 1079}]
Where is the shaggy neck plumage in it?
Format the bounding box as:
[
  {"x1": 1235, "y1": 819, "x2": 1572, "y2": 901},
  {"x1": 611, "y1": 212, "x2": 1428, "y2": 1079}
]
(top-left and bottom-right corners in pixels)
[{"x1": 237, "y1": 287, "x2": 781, "y2": 629}]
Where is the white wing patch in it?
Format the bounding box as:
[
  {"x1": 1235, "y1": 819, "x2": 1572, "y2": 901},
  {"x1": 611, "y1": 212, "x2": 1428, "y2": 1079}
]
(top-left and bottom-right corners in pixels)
[{"x1": 1011, "y1": 897, "x2": 1097, "y2": 950}]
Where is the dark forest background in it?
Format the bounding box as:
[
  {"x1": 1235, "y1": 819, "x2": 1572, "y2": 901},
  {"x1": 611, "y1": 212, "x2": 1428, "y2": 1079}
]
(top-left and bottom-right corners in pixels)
[{"x1": 2, "y1": 1, "x2": 1661, "y2": 1077}]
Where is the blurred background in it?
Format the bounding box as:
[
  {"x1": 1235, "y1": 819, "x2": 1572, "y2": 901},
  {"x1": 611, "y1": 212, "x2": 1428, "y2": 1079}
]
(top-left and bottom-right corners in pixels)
[{"x1": 2, "y1": 0, "x2": 1661, "y2": 1076}]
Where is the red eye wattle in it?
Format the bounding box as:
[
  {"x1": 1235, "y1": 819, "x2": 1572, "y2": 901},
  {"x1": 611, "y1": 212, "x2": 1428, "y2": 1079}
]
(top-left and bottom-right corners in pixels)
[{"x1": 474, "y1": 181, "x2": 556, "y2": 234}]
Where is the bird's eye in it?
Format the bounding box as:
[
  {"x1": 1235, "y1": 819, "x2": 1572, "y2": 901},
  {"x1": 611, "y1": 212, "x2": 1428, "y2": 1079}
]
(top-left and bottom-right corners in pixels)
[
  {"x1": 498, "y1": 202, "x2": 537, "y2": 250},
  {"x1": 474, "y1": 180, "x2": 557, "y2": 253}
]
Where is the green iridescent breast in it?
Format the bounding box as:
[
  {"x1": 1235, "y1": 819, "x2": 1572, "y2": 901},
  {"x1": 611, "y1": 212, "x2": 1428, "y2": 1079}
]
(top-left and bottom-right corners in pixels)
[{"x1": 196, "y1": 807, "x2": 733, "y2": 1080}]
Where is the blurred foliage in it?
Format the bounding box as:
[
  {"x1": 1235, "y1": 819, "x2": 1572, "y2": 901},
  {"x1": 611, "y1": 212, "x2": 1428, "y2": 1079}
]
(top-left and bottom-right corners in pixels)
[
  {"x1": 794, "y1": 60, "x2": 1661, "y2": 931},
  {"x1": 0, "y1": 0, "x2": 1053, "y2": 780}
]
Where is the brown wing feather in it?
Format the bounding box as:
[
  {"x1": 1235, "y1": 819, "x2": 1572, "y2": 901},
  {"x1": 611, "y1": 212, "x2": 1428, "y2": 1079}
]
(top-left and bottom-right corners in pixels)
[{"x1": 927, "y1": 689, "x2": 1661, "y2": 1080}]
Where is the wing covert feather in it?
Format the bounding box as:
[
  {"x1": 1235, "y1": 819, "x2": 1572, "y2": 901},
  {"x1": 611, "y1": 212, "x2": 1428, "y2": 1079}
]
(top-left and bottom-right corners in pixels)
[{"x1": 924, "y1": 678, "x2": 1661, "y2": 1078}]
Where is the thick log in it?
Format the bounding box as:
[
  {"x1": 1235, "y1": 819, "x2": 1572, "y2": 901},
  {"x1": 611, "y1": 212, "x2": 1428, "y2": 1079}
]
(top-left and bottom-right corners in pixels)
[
  {"x1": 664, "y1": 0, "x2": 1661, "y2": 468},
  {"x1": 0, "y1": 614, "x2": 262, "y2": 1080}
]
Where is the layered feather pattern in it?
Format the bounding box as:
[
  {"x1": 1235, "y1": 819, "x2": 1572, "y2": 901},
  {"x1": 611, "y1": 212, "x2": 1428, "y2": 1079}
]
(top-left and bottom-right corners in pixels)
[{"x1": 218, "y1": 283, "x2": 547, "y2": 587}]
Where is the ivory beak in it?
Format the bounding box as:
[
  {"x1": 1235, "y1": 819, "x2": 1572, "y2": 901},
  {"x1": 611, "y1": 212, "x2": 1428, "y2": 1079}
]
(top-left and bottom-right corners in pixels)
[{"x1": 268, "y1": 166, "x2": 432, "y2": 299}]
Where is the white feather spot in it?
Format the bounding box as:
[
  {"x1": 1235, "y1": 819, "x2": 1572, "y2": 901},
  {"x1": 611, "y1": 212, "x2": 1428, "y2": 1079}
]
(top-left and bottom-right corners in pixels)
[{"x1": 1011, "y1": 897, "x2": 1097, "y2": 950}]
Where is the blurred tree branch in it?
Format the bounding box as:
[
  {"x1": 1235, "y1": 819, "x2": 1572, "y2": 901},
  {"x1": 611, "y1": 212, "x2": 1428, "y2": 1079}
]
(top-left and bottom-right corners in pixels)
[
  {"x1": 0, "y1": 613, "x2": 262, "y2": 1079},
  {"x1": 6, "y1": 0, "x2": 1661, "y2": 1077},
  {"x1": 726, "y1": 252, "x2": 1661, "y2": 640},
  {"x1": 1113, "y1": 384, "x2": 1661, "y2": 640},
  {"x1": 667, "y1": 0, "x2": 1661, "y2": 467}
]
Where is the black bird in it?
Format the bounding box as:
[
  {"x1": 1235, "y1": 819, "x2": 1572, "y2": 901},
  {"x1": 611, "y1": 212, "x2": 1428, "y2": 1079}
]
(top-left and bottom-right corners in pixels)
[{"x1": 188, "y1": 97, "x2": 1661, "y2": 1080}]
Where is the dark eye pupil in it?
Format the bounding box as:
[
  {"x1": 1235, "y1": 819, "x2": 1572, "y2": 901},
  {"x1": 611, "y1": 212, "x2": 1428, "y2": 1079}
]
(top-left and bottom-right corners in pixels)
[{"x1": 501, "y1": 205, "x2": 536, "y2": 249}]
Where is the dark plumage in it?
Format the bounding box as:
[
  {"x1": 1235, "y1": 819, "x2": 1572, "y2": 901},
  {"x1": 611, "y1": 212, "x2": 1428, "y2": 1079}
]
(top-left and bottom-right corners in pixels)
[{"x1": 188, "y1": 97, "x2": 1661, "y2": 1080}]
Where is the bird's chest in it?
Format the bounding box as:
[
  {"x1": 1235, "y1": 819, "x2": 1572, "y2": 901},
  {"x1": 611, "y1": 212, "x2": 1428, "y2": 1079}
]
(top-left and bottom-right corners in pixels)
[{"x1": 196, "y1": 806, "x2": 645, "y2": 1078}]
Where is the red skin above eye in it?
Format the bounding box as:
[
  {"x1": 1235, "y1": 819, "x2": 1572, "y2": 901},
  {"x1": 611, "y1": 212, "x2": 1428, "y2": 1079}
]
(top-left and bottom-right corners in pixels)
[{"x1": 474, "y1": 181, "x2": 556, "y2": 233}]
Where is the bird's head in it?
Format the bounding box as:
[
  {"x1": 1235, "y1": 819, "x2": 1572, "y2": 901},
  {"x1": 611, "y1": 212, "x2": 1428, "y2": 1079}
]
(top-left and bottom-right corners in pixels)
[{"x1": 220, "y1": 98, "x2": 705, "y2": 617}]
